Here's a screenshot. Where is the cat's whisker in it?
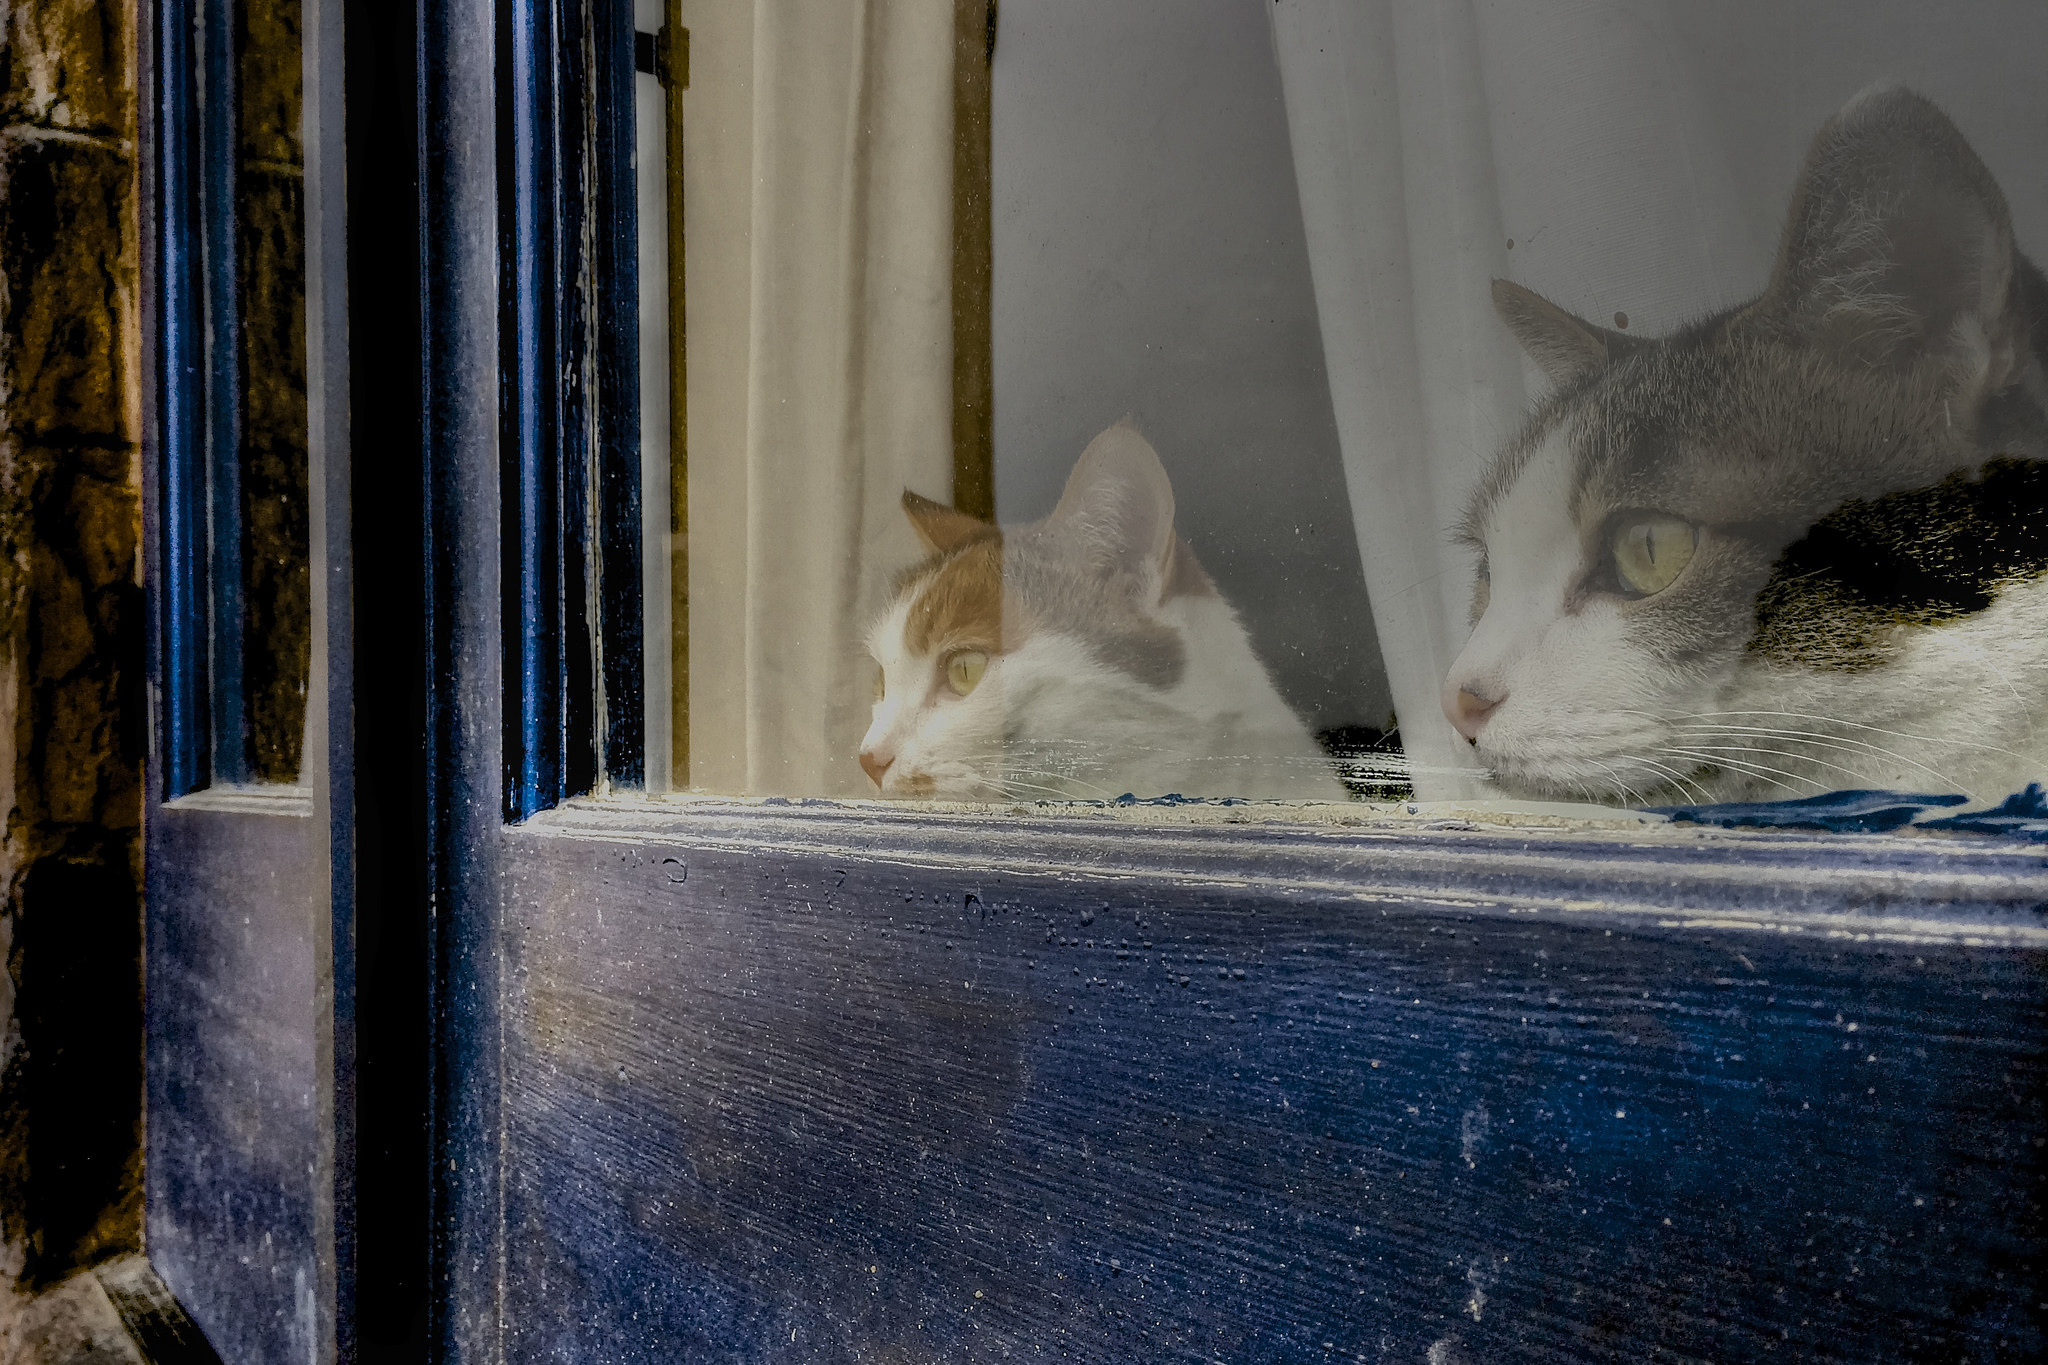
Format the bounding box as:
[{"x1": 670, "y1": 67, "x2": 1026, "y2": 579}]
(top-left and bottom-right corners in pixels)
[
  {"x1": 1671, "y1": 718, "x2": 1932, "y2": 759},
  {"x1": 1603, "y1": 765, "x2": 1654, "y2": 810},
  {"x1": 995, "y1": 769, "x2": 1097, "y2": 789},
  {"x1": 996, "y1": 772, "x2": 1119, "y2": 800},
  {"x1": 1581, "y1": 759, "x2": 1646, "y2": 808},
  {"x1": 1671, "y1": 726, "x2": 1946, "y2": 780},
  {"x1": 1679, "y1": 718, "x2": 2001, "y2": 794},
  {"x1": 987, "y1": 759, "x2": 1097, "y2": 777},
  {"x1": 1660, "y1": 743, "x2": 1862, "y2": 794},
  {"x1": 1670, "y1": 724, "x2": 1965, "y2": 791},
  {"x1": 996, "y1": 780, "x2": 1114, "y2": 803},
  {"x1": 1653, "y1": 752, "x2": 1807, "y2": 798},
  {"x1": 1671, "y1": 740, "x2": 1875, "y2": 785},
  {"x1": 1578, "y1": 763, "x2": 1615, "y2": 804},
  {"x1": 1620, "y1": 754, "x2": 1716, "y2": 805},
  {"x1": 1651, "y1": 762, "x2": 1718, "y2": 806},
  {"x1": 1675, "y1": 711, "x2": 2026, "y2": 762},
  {"x1": 1622, "y1": 761, "x2": 1694, "y2": 804},
  {"x1": 1663, "y1": 759, "x2": 1723, "y2": 805},
  {"x1": 1662, "y1": 749, "x2": 1826, "y2": 802},
  {"x1": 987, "y1": 777, "x2": 1089, "y2": 802},
  {"x1": 1678, "y1": 733, "x2": 1921, "y2": 785}
]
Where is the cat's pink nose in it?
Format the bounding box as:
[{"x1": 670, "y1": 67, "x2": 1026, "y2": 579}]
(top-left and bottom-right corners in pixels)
[
  {"x1": 859, "y1": 750, "x2": 892, "y2": 786},
  {"x1": 1442, "y1": 682, "x2": 1502, "y2": 744}
]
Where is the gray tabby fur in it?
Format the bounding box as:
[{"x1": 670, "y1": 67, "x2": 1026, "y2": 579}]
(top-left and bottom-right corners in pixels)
[{"x1": 1450, "y1": 86, "x2": 2048, "y2": 804}]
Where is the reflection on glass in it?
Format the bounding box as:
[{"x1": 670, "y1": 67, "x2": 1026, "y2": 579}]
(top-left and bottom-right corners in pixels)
[
  {"x1": 1451, "y1": 88, "x2": 2047, "y2": 806},
  {"x1": 659, "y1": 0, "x2": 2047, "y2": 812},
  {"x1": 860, "y1": 421, "x2": 1345, "y2": 800}
]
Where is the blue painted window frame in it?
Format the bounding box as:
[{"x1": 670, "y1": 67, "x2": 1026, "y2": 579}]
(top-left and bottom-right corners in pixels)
[
  {"x1": 153, "y1": 0, "x2": 249, "y2": 795},
  {"x1": 498, "y1": 0, "x2": 645, "y2": 819},
  {"x1": 414, "y1": 0, "x2": 2048, "y2": 1357}
]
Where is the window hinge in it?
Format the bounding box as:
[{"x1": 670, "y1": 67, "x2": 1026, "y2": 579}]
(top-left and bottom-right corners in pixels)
[{"x1": 635, "y1": 24, "x2": 689, "y2": 91}]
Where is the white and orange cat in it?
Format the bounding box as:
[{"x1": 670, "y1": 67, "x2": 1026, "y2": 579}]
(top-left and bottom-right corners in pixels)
[{"x1": 858, "y1": 421, "x2": 1343, "y2": 801}]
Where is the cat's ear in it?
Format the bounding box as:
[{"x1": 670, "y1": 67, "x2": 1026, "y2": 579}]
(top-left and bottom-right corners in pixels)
[
  {"x1": 1046, "y1": 420, "x2": 1177, "y2": 593},
  {"x1": 901, "y1": 490, "x2": 991, "y2": 556},
  {"x1": 1759, "y1": 85, "x2": 2019, "y2": 385},
  {"x1": 1492, "y1": 279, "x2": 1626, "y2": 387}
]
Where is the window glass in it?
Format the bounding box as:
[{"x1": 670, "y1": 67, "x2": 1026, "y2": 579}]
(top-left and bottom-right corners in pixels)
[
  {"x1": 646, "y1": 0, "x2": 2048, "y2": 814},
  {"x1": 234, "y1": 0, "x2": 311, "y2": 783},
  {"x1": 162, "y1": 0, "x2": 309, "y2": 794},
  {"x1": 636, "y1": 0, "x2": 681, "y2": 791}
]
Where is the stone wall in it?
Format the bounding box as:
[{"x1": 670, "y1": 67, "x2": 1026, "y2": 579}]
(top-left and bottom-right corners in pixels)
[{"x1": 0, "y1": 0, "x2": 145, "y2": 1289}]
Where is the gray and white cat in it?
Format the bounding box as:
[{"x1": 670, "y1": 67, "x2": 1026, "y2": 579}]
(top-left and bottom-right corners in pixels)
[
  {"x1": 859, "y1": 421, "x2": 1343, "y2": 800},
  {"x1": 1448, "y1": 86, "x2": 2048, "y2": 805}
]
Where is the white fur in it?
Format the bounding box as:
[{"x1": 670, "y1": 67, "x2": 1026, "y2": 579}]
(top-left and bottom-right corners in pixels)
[
  {"x1": 1704, "y1": 578, "x2": 2048, "y2": 802},
  {"x1": 1447, "y1": 430, "x2": 1697, "y2": 800},
  {"x1": 859, "y1": 587, "x2": 1343, "y2": 802},
  {"x1": 1450, "y1": 430, "x2": 2048, "y2": 804}
]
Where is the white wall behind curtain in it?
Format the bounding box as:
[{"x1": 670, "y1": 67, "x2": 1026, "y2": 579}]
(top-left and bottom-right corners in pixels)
[
  {"x1": 679, "y1": 0, "x2": 958, "y2": 795},
  {"x1": 1271, "y1": 0, "x2": 2048, "y2": 801}
]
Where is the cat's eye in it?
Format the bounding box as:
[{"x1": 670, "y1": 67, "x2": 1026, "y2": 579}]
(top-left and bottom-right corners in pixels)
[
  {"x1": 872, "y1": 669, "x2": 886, "y2": 704},
  {"x1": 1610, "y1": 514, "x2": 1697, "y2": 597},
  {"x1": 945, "y1": 651, "x2": 989, "y2": 696}
]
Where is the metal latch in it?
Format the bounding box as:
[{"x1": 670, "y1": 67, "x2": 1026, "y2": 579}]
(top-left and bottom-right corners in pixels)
[{"x1": 634, "y1": 25, "x2": 689, "y2": 90}]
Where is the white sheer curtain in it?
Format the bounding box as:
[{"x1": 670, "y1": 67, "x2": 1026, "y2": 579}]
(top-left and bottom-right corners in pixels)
[
  {"x1": 1270, "y1": 0, "x2": 2048, "y2": 801},
  {"x1": 680, "y1": 0, "x2": 958, "y2": 795}
]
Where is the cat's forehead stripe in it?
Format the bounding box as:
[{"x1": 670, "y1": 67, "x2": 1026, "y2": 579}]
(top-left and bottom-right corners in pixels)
[{"x1": 905, "y1": 540, "x2": 1007, "y2": 656}]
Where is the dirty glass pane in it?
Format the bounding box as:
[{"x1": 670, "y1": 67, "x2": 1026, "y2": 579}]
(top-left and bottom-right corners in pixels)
[
  {"x1": 170, "y1": 0, "x2": 309, "y2": 791},
  {"x1": 233, "y1": 0, "x2": 310, "y2": 783},
  {"x1": 647, "y1": 0, "x2": 2048, "y2": 818}
]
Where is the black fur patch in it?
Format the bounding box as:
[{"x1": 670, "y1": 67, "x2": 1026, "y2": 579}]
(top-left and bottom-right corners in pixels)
[{"x1": 1749, "y1": 457, "x2": 2048, "y2": 669}]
